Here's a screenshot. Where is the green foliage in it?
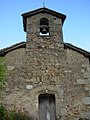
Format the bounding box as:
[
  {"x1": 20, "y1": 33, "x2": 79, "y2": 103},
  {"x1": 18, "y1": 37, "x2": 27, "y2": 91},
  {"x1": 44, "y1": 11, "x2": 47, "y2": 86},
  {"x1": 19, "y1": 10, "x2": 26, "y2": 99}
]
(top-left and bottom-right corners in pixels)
[
  {"x1": 0, "y1": 103, "x2": 6, "y2": 120},
  {"x1": 13, "y1": 113, "x2": 33, "y2": 120},
  {"x1": 10, "y1": 110, "x2": 15, "y2": 120},
  {"x1": 0, "y1": 58, "x2": 33, "y2": 120},
  {"x1": 0, "y1": 104, "x2": 33, "y2": 120},
  {"x1": 0, "y1": 57, "x2": 6, "y2": 90}
]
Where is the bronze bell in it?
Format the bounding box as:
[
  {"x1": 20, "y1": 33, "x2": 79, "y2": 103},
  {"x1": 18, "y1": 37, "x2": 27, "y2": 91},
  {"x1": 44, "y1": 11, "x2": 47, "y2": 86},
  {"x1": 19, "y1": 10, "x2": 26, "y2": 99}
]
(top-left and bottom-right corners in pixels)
[
  {"x1": 40, "y1": 25, "x2": 48, "y2": 34},
  {"x1": 42, "y1": 27, "x2": 47, "y2": 34}
]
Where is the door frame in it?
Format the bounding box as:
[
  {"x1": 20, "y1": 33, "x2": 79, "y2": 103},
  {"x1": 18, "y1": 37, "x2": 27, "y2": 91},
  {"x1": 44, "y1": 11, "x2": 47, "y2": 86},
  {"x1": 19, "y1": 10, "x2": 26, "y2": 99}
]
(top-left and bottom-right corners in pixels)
[{"x1": 39, "y1": 94, "x2": 56, "y2": 120}]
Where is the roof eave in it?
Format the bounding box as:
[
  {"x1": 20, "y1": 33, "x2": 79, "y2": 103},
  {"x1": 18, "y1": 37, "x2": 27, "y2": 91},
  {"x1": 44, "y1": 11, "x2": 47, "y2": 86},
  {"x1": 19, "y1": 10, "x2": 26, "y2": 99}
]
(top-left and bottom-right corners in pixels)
[
  {"x1": 64, "y1": 43, "x2": 90, "y2": 58},
  {"x1": 0, "y1": 42, "x2": 26, "y2": 56}
]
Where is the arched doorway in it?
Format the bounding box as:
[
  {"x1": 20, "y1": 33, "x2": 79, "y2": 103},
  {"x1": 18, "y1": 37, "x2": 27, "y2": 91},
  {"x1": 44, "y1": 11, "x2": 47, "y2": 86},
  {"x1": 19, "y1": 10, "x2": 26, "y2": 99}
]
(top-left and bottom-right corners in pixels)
[{"x1": 39, "y1": 94, "x2": 56, "y2": 120}]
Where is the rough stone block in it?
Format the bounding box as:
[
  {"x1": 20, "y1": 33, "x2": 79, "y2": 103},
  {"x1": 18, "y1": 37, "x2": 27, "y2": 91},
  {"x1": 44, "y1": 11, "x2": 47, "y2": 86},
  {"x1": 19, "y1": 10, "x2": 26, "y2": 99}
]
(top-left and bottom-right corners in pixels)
[
  {"x1": 77, "y1": 79, "x2": 90, "y2": 84},
  {"x1": 26, "y1": 85, "x2": 33, "y2": 90},
  {"x1": 84, "y1": 72, "x2": 90, "y2": 78},
  {"x1": 61, "y1": 108, "x2": 67, "y2": 115},
  {"x1": 85, "y1": 85, "x2": 90, "y2": 91},
  {"x1": 80, "y1": 112, "x2": 90, "y2": 119},
  {"x1": 82, "y1": 97, "x2": 90, "y2": 105},
  {"x1": 82, "y1": 64, "x2": 89, "y2": 67},
  {"x1": 89, "y1": 91, "x2": 90, "y2": 96},
  {"x1": 87, "y1": 66, "x2": 90, "y2": 71},
  {"x1": 7, "y1": 66, "x2": 14, "y2": 71},
  {"x1": 81, "y1": 69, "x2": 85, "y2": 73}
]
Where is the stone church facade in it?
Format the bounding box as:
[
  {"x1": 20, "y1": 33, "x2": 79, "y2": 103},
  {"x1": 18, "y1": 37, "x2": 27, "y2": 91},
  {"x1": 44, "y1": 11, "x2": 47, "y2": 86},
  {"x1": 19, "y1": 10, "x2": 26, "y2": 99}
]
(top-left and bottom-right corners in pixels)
[{"x1": 0, "y1": 7, "x2": 90, "y2": 120}]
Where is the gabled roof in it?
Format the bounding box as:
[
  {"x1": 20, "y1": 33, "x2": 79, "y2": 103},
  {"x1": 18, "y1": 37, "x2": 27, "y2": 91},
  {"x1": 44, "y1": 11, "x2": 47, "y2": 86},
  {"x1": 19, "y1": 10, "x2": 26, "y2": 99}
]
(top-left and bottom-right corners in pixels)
[
  {"x1": 64, "y1": 43, "x2": 90, "y2": 57},
  {"x1": 0, "y1": 42, "x2": 90, "y2": 58},
  {"x1": 0, "y1": 42, "x2": 26, "y2": 56},
  {"x1": 22, "y1": 7, "x2": 66, "y2": 32}
]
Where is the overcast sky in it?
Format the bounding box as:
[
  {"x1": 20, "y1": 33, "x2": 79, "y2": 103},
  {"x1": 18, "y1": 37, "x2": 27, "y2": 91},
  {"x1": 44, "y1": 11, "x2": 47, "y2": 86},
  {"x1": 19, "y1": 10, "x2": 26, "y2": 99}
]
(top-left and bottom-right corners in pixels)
[{"x1": 0, "y1": 0, "x2": 90, "y2": 51}]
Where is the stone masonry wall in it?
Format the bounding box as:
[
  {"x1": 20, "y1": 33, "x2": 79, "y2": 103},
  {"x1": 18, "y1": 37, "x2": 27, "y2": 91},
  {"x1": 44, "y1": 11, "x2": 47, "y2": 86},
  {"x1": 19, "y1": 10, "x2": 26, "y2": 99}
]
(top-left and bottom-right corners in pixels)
[{"x1": 0, "y1": 45, "x2": 90, "y2": 120}]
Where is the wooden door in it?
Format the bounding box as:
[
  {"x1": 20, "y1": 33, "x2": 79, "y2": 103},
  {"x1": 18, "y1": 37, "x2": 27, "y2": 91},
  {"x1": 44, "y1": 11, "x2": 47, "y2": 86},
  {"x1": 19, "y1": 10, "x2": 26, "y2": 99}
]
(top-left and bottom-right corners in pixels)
[{"x1": 39, "y1": 94, "x2": 56, "y2": 120}]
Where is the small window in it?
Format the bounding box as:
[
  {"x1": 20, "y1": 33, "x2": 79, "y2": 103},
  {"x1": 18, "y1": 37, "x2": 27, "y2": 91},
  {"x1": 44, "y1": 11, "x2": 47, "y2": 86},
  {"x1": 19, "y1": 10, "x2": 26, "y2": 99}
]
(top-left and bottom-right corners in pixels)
[{"x1": 40, "y1": 18, "x2": 49, "y2": 35}]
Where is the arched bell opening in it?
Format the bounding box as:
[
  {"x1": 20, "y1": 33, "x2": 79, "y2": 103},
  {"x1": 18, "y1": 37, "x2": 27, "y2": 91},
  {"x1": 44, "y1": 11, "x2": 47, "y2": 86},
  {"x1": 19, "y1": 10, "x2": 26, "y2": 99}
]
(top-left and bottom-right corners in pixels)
[{"x1": 40, "y1": 18, "x2": 49, "y2": 35}]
